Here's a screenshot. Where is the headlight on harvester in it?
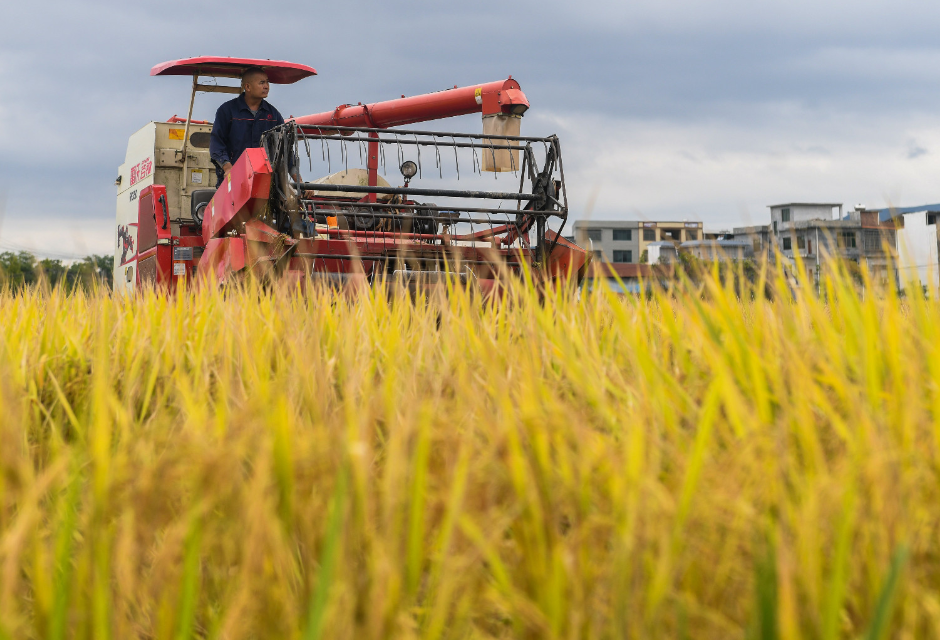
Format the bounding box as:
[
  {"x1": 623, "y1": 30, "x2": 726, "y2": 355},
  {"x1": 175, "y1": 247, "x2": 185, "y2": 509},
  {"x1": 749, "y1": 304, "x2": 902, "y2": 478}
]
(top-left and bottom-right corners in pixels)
[{"x1": 400, "y1": 160, "x2": 418, "y2": 180}]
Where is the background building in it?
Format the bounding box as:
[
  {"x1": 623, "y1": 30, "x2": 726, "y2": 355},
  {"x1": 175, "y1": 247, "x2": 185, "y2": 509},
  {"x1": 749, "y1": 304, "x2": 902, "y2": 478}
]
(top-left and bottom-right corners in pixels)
[
  {"x1": 573, "y1": 221, "x2": 639, "y2": 263},
  {"x1": 567, "y1": 200, "x2": 915, "y2": 287},
  {"x1": 581, "y1": 263, "x2": 653, "y2": 293},
  {"x1": 768, "y1": 204, "x2": 897, "y2": 282},
  {"x1": 728, "y1": 225, "x2": 772, "y2": 257},
  {"x1": 646, "y1": 241, "x2": 679, "y2": 264},
  {"x1": 681, "y1": 239, "x2": 752, "y2": 261},
  {"x1": 895, "y1": 210, "x2": 940, "y2": 292},
  {"x1": 769, "y1": 203, "x2": 843, "y2": 236},
  {"x1": 573, "y1": 220, "x2": 703, "y2": 263},
  {"x1": 637, "y1": 221, "x2": 703, "y2": 260}
]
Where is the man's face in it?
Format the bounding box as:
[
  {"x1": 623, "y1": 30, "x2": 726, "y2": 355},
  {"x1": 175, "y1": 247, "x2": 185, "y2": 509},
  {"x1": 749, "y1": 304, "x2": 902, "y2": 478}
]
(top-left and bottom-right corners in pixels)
[{"x1": 243, "y1": 73, "x2": 270, "y2": 101}]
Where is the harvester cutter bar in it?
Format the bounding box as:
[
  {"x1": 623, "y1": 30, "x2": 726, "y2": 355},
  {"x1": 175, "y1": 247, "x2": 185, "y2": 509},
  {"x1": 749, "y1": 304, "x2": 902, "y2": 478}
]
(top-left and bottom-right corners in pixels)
[{"x1": 293, "y1": 254, "x2": 527, "y2": 267}]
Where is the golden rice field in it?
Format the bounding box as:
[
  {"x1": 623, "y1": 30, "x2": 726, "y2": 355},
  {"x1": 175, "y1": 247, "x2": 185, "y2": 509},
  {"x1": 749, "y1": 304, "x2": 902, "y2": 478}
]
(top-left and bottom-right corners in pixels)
[{"x1": 0, "y1": 265, "x2": 938, "y2": 639}]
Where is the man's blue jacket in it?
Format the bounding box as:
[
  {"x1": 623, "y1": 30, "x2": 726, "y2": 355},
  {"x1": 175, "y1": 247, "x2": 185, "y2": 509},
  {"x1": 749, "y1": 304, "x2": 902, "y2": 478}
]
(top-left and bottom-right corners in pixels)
[{"x1": 209, "y1": 93, "x2": 284, "y2": 183}]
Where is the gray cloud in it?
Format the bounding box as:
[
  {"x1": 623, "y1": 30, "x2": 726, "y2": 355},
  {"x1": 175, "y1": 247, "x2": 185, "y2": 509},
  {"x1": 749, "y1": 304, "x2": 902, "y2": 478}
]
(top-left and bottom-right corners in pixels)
[
  {"x1": 3, "y1": 0, "x2": 940, "y2": 255},
  {"x1": 907, "y1": 140, "x2": 928, "y2": 159}
]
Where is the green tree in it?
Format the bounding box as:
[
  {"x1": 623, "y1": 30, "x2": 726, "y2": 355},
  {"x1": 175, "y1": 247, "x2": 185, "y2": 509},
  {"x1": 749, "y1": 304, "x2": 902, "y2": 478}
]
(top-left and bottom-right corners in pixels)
[
  {"x1": 0, "y1": 251, "x2": 37, "y2": 289},
  {"x1": 65, "y1": 256, "x2": 111, "y2": 290},
  {"x1": 92, "y1": 254, "x2": 113, "y2": 289},
  {"x1": 38, "y1": 258, "x2": 67, "y2": 286},
  {"x1": 0, "y1": 252, "x2": 112, "y2": 292}
]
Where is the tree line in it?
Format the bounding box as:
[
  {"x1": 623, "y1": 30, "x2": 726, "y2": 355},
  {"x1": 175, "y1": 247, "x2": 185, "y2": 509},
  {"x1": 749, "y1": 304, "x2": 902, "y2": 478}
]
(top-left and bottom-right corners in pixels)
[{"x1": 0, "y1": 251, "x2": 113, "y2": 291}]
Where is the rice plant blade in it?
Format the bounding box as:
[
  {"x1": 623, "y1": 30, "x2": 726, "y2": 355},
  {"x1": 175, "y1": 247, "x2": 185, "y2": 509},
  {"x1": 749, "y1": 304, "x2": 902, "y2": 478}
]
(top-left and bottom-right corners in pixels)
[
  {"x1": 862, "y1": 545, "x2": 910, "y2": 640},
  {"x1": 303, "y1": 465, "x2": 347, "y2": 640},
  {"x1": 49, "y1": 464, "x2": 82, "y2": 640},
  {"x1": 175, "y1": 514, "x2": 202, "y2": 640}
]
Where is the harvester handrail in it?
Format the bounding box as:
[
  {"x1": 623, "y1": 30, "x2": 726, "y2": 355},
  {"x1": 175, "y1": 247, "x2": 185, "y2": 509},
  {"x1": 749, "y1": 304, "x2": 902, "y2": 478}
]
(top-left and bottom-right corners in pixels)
[
  {"x1": 294, "y1": 181, "x2": 540, "y2": 202},
  {"x1": 300, "y1": 136, "x2": 532, "y2": 151},
  {"x1": 294, "y1": 123, "x2": 558, "y2": 143}
]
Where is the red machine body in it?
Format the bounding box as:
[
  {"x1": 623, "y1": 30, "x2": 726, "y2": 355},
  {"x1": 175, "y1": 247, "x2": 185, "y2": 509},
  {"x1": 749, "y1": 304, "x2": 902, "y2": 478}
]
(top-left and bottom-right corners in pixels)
[
  {"x1": 201, "y1": 148, "x2": 273, "y2": 244},
  {"x1": 135, "y1": 184, "x2": 203, "y2": 292}
]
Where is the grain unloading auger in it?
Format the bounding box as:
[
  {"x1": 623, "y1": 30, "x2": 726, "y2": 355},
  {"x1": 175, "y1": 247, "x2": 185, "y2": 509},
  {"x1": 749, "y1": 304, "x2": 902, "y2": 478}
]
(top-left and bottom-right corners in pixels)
[{"x1": 113, "y1": 57, "x2": 587, "y2": 295}]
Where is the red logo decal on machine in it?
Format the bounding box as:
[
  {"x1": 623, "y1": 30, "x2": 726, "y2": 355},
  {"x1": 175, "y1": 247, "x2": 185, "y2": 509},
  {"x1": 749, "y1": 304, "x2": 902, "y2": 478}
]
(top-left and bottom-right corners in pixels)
[
  {"x1": 130, "y1": 158, "x2": 153, "y2": 186},
  {"x1": 117, "y1": 223, "x2": 138, "y2": 266}
]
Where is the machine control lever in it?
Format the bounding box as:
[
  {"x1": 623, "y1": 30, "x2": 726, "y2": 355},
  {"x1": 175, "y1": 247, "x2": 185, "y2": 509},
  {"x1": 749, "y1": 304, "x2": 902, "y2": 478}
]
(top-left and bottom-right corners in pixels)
[{"x1": 159, "y1": 195, "x2": 169, "y2": 230}]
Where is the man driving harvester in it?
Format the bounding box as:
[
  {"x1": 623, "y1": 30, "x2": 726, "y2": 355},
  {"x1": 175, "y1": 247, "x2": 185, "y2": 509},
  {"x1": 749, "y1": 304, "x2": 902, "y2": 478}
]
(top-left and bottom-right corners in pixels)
[{"x1": 209, "y1": 66, "x2": 285, "y2": 184}]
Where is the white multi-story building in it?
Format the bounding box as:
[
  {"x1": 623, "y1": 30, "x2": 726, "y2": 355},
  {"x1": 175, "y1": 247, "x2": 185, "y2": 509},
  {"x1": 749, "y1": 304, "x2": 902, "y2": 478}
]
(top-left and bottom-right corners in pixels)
[
  {"x1": 769, "y1": 203, "x2": 843, "y2": 237},
  {"x1": 896, "y1": 210, "x2": 940, "y2": 292},
  {"x1": 763, "y1": 203, "x2": 897, "y2": 283}
]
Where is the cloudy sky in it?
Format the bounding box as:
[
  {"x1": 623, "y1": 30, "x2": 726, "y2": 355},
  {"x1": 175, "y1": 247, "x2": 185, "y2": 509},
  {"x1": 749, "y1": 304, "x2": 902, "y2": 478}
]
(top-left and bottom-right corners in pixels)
[{"x1": 3, "y1": 0, "x2": 940, "y2": 258}]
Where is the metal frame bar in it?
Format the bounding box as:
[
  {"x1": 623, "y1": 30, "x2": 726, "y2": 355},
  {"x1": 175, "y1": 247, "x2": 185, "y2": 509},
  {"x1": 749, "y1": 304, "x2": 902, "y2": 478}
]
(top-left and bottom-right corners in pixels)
[
  {"x1": 298, "y1": 205, "x2": 554, "y2": 227},
  {"x1": 295, "y1": 123, "x2": 556, "y2": 143},
  {"x1": 178, "y1": 74, "x2": 199, "y2": 215},
  {"x1": 300, "y1": 199, "x2": 557, "y2": 217},
  {"x1": 195, "y1": 84, "x2": 241, "y2": 94},
  {"x1": 295, "y1": 181, "x2": 539, "y2": 202},
  {"x1": 298, "y1": 135, "x2": 533, "y2": 152}
]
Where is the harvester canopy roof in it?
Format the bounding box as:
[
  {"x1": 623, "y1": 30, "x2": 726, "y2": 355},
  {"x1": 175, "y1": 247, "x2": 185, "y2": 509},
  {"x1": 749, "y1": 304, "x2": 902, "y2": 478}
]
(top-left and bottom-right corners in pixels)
[{"x1": 151, "y1": 57, "x2": 317, "y2": 84}]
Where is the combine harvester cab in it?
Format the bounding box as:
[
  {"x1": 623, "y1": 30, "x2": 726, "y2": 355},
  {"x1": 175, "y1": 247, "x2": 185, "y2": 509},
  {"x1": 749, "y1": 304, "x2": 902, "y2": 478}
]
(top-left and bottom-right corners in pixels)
[{"x1": 114, "y1": 57, "x2": 587, "y2": 295}]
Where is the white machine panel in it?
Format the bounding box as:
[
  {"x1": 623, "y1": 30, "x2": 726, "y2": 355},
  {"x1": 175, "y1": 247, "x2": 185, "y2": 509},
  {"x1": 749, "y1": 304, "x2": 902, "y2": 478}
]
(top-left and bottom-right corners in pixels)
[{"x1": 114, "y1": 121, "x2": 215, "y2": 295}]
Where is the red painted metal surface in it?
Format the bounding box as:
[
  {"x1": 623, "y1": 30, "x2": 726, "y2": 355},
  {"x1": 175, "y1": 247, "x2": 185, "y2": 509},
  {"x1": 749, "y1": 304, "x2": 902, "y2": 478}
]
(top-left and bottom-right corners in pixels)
[
  {"x1": 136, "y1": 184, "x2": 174, "y2": 289},
  {"x1": 198, "y1": 238, "x2": 247, "y2": 283},
  {"x1": 202, "y1": 148, "x2": 273, "y2": 244},
  {"x1": 544, "y1": 231, "x2": 589, "y2": 279},
  {"x1": 151, "y1": 57, "x2": 316, "y2": 83},
  {"x1": 293, "y1": 78, "x2": 528, "y2": 129}
]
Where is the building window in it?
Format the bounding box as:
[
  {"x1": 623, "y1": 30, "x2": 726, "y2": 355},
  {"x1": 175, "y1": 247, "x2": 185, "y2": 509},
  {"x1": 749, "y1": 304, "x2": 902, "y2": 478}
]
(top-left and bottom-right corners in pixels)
[
  {"x1": 781, "y1": 208, "x2": 791, "y2": 222},
  {"x1": 643, "y1": 229, "x2": 656, "y2": 241},
  {"x1": 782, "y1": 237, "x2": 792, "y2": 251},
  {"x1": 864, "y1": 230, "x2": 882, "y2": 251},
  {"x1": 686, "y1": 230, "x2": 698, "y2": 240},
  {"x1": 613, "y1": 250, "x2": 632, "y2": 263},
  {"x1": 838, "y1": 232, "x2": 857, "y2": 248},
  {"x1": 773, "y1": 221, "x2": 777, "y2": 234},
  {"x1": 587, "y1": 229, "x2": 603, "y2": 242},
  {"x1": 661, "y1": 229, "x2": 680, "y2": 241},
  {"x1": 797, "y1": 235, "x2": 806, "y2": 250},
  {"x1": 928, "y1": 213, "x2": 937, "y2": 225},
  {"x1": 593, "y1": 250, "x2": 604, "y2": 260},
  {"x1": 613, "y1": 229, "x2": 632, "y2": 241}
]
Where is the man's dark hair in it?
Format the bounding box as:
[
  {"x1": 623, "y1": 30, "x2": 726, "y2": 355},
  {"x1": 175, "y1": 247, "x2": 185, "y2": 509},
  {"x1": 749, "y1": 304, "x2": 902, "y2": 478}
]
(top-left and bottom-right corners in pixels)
[{"x1": 241, "y1": 66, "x2": 267, "y2": 87}]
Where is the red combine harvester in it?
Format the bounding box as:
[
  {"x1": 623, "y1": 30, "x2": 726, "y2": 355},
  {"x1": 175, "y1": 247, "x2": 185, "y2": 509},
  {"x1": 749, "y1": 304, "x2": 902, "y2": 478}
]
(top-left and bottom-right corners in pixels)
[{"x1": 113, "y1": 57, "x2": 586, "y2": 294}]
